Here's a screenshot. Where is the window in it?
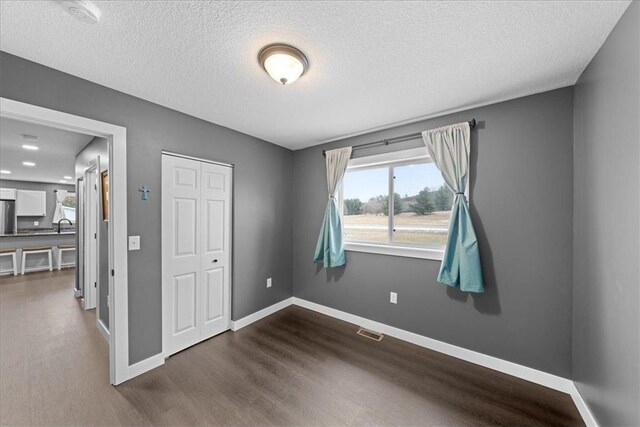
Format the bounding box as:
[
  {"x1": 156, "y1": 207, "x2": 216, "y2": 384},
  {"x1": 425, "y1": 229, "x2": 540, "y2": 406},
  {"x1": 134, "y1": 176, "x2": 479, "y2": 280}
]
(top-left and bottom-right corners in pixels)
[
  {"x1": 62, "y1": 192, "x2": 77, "y2": 223},
  {"x1": 341, "y1": 148, "x2": 454, "y2": 260}
]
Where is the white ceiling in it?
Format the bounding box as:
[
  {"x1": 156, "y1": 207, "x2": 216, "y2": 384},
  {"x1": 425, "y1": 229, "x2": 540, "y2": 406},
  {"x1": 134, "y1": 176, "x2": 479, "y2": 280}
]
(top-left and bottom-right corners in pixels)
[
  {"x1": 0, "y1": 118, "x2": 93, "y2": 184},
  {"x1": 0, "y1": 1, "x2": 630, "y2": 150}
]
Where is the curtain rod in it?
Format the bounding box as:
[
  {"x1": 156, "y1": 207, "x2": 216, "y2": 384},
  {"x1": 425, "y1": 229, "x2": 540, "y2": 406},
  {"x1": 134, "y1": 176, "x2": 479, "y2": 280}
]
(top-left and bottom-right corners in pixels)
[{"x1": 322, "y1": 118, "x2": 476, "y2": 157}]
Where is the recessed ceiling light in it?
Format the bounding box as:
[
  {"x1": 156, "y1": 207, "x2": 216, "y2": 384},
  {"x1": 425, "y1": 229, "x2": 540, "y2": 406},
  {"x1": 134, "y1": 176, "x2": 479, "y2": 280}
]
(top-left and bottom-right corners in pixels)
[
  {"x1": 0, "y1": 170, "x2": 11, "y2": 175},
  {"x1": 58, "y1": 0, "x2": 101, "y2": 24},
  {"x1": 64, "y1": 176, "x2": 73, "y2": 180},
  {"x1": 258, "y1": 44, "x2": 309, "y2": 85},
  {"x1": 22, "y1": 134, "x2": 39, "y2": 142},
  {"x1": 22, "y1": 161, "x2": 36, "y2": 167},
  {"x1": 22, "y1": 144, "x2": 39, "y2": 151}
]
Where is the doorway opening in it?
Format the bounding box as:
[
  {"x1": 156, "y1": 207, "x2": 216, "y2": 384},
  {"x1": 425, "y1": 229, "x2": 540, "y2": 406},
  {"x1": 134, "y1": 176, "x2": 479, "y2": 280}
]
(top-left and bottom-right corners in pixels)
[{"x1": 0, "y1": 97, "x2": 129, "y2": 384}]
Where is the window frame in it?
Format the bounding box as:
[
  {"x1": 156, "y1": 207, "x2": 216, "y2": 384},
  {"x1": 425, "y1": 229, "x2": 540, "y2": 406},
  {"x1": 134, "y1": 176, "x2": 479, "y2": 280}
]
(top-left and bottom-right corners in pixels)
[{"x1": 340, "y1": 147, "x2": 461, "y2": 261}]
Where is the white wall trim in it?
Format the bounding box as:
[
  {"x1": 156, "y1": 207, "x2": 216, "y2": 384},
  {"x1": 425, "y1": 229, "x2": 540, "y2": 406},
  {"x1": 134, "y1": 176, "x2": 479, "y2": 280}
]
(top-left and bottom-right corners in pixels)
[
  {"x1": 97, "y1": 319, "x2": 110, "y2": 343},
  {"x1": 74, "y1": 288, "x2": 82, "y2": 298},
  {"x1": 231, "y1": 297, "x2": 294, "y2": 331},
  {"x1": 1, "y1": 97, "x2": 129, "y2": 385},
  {"x1": 127, "y1": 353, "x2": 165, "y2": 380},
  {"x1": 291, "y1": 297, "x2": 575, "y2": 394},
  {"x1": 568, "y1": 383, "x2": 599, "y2": 427}
]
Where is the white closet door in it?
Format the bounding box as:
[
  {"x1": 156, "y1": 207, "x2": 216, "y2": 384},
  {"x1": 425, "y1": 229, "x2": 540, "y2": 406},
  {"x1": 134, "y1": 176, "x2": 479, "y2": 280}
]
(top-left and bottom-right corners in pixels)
[
  {"x1": 162, "y1": 154, "x2": 232, "y2": 357},
  {"x1": 200, "y1": 162, "x2": 232, "y2": 339},
  {"x1": 162, "y1": 155, "x2": 202, "y2": 356}
]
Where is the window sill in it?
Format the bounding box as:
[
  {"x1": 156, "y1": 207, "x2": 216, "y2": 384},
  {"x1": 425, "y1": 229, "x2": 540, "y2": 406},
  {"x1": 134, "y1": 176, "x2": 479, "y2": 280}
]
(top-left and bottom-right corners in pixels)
[{"x1": 345, "y1": 242, "x2": 444, "y2": 261}]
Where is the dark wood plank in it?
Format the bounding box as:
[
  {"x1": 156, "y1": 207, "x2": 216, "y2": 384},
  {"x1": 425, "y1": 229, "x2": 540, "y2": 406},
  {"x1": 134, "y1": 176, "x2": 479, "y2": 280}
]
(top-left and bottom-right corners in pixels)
[{"x1": 0, "y1": 271, "x2": 584, "y2": 426}]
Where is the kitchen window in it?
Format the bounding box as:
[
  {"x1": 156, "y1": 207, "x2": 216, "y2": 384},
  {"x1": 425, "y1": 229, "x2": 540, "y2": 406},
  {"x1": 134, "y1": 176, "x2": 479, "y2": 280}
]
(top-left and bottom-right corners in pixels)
[
  {"x1": 341, "y1": 148, "x2": 457, "y2": 261},
  {"x1": 62, "y1": 192, "x2": 76, "y2": 223}
]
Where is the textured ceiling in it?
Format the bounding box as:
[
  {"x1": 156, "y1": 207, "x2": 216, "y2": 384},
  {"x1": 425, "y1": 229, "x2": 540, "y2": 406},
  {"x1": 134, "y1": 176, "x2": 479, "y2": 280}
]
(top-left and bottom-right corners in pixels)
[
  {"x1": 0, "y1": 1, "x2": 630, "y2": 150},
  {"x1": 0, "y1": 118, "x2": 93, "y2": 184}
]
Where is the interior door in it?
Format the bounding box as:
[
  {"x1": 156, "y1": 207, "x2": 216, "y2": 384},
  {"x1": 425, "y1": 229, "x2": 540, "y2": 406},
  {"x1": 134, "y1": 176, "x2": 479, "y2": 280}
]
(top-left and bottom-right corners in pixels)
[
  {"x1": 163, "y1": 155, "x2": 203, "y2": 355},
  {"x1": 200, "y1": 162, "x2": 232, "y2": 339},
  {"x1": 162, "y1": 154, "x2": 232, "y2": 357}
]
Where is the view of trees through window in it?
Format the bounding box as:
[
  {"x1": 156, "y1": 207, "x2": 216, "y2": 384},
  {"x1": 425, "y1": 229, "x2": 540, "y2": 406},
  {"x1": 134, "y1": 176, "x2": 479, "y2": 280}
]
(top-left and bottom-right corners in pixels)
[
  {"x1": 62, "y1": 193, "x2": 77, "y2": 222},
  {"x1": 342, "y1": 161, "x2": 451, "y2": 248}
]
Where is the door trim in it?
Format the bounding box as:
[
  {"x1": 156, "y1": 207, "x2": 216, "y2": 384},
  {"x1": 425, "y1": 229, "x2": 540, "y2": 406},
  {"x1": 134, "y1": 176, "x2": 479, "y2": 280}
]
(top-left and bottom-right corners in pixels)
[
  {"x1": 161, "y1": 153, "x2": 234, "y2": 358},
  {"x1": 1, "y1": 97, "x2": 129, "y2": 385},
  {"x1": 161, "y1": 150, "x2": 234, "y2": 168},
  {"x1": 83, "y1": 162, "x2": 98, "y2": 310}
]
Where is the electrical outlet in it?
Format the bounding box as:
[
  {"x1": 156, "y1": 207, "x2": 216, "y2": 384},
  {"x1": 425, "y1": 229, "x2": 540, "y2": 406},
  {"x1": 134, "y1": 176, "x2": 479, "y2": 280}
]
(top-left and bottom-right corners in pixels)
[
  {"x1": 33, "y1": 221, "x2": 39, "y2": 227},
  {"x1": 128, "y1": 235, "x2": 141, "y2": 251},
  {"x1": 390, "y1": 292, "x2": 398, "y2": 304},
  {"x1": 266, "y1": 277, "x2": 272, "y2": 288}
]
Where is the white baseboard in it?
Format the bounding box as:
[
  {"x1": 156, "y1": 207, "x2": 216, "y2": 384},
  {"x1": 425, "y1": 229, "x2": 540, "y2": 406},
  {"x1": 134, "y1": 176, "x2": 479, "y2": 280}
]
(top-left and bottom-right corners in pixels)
[
  {"x1": 292, "y1": 297, "x2": 575, "y2": 395},
  {"x1": 231, "y1": 297, "x2": 294, "y2": 331},
  {"x1": 97, "y1": 319, "x2": 109, "y2": 343},
  {"x1": 128, "y1": 352, "x2": 165, "y2": 380},
  {"x1": 568, "y1": 383, "x2": 598, "y2": 427}
]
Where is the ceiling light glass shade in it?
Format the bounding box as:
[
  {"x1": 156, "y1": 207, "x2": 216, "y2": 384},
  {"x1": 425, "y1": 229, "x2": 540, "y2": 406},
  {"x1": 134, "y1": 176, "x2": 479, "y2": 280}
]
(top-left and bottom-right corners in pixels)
[{"x1": 259, "y1": 44, "x2": 308, "y2": 85}]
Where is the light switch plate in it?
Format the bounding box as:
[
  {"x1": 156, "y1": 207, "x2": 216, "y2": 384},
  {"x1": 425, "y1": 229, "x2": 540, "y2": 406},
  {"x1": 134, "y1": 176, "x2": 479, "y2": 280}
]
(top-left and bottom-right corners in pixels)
[
  {"x1": 266, "y1": 277, "x2": 272, "y2": 288},
  {"x1": 128, "y1": 235, "x2": 141, "y2": 251},
  {"x1": 390, "y1": 292, "x2": 398, "y2": 304}
]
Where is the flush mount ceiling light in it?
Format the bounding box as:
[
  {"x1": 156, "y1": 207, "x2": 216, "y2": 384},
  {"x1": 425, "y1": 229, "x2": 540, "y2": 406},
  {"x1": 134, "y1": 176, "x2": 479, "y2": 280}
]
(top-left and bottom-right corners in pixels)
[
  {"x1": 58, "y1": 0, "x2": 101, "y2": 24},
  {"x1": 258, "y1": 44, "x2": 309, "y2": 85},
  {"x1": 22, "y1": 144, "x2": 39, "y2": 151},
  {"x1": 0, "y1": 170, "x2": 11, "y2": 175},
  {"x1": 22, "y1": 161, "x2": 36, "y2": 167}
]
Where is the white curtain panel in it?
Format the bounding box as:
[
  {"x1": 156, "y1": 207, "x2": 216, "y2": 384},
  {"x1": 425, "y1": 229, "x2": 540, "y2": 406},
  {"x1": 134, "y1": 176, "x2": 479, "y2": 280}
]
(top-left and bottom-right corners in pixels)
[
  {"x1": 422, "y1": 122, "x2": 484, "y2": 292},
  {"x1": 52, "y1": 189, "x2": 67, "y2": 223},
  {"x1": 313, "y1": 146, "x2": 352, "y2": 268}
]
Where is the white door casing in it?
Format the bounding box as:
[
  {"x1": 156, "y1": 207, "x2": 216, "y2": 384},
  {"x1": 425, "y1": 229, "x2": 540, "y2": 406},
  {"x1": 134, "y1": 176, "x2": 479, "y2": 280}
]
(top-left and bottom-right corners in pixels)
[
  {"x1": 162, "y1": 154, "x2": 232, "y2": 356},
  {"x1": 84, "y1": 163, "x2": 98, "y2": 310}
]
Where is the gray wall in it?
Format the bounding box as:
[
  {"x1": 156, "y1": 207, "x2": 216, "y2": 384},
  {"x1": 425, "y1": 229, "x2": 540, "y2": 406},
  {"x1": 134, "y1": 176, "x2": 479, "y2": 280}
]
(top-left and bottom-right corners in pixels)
[
  {"x1": 0, "y1": 52, "x2": 294, "y2": 365},
  {"x1": 0, "y1": 179, "x2": 75, "y2": 230},
  {"x1": 75, "y1": 137, "x2": 110, "y2": 329},
  {"x1": 292, "y1": 87, "x2": 575, "y2": 378},
  {"x1": 573, "y1": 2, "x2": 640, "y2": 426}
]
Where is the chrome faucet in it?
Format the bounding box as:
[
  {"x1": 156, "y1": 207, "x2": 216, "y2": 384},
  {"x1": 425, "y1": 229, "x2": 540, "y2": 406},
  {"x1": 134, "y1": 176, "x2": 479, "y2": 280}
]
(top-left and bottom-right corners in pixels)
[{"x1": 57, "y1": 218, "x2": 72, "y2": 233}]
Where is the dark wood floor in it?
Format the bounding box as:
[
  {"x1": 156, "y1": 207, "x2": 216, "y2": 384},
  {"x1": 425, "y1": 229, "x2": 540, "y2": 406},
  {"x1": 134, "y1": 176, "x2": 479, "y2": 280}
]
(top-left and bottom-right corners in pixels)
[{"x1": 0, "y1": 270, "x2": 584, "y2": 426}]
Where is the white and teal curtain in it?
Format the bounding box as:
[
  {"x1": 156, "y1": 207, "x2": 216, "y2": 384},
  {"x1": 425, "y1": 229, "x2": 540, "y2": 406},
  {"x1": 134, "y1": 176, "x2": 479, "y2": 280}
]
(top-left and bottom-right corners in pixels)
[
  {"x1": 52, "y1": 189, "x2": 67, "y2": 223},
  {"x1": 422, "y1": 122, "x2": 484, "y2": 292},
  {"x1": 313, "y1": 146, "x2": 352, "y2": 268}
]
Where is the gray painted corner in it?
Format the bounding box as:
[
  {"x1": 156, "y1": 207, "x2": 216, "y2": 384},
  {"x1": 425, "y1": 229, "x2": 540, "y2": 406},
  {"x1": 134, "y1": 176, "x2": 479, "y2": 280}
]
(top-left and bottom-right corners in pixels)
[
  {"x1": 573, "y1": 2, "x2": 640, "y2": 426},
  {"x1": 0, "y1": 51, "x2": 294, "y2": 364},
  {"x1": 292, "y1": 87, "x2": 575, "y2": 378}
]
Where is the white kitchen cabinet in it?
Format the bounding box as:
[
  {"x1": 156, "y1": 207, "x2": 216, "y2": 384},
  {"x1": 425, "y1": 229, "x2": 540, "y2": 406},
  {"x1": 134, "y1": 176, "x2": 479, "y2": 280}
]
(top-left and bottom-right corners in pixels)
[
  {"x1": 16, "y1": 190, "x2": 47, "y2": 216},
  {"x1": 0, "y1": 188, "x2": 17, "y2": 200}
]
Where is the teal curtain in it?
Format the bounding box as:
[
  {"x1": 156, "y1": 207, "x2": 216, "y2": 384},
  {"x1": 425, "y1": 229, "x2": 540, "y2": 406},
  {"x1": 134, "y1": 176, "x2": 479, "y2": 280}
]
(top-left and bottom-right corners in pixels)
[
  {"x1": 313, "y1": 147, "x2": 352, "y2": 268},
  {"x1": 422, "y1": 123, "x2": 484, "y2": 293}
]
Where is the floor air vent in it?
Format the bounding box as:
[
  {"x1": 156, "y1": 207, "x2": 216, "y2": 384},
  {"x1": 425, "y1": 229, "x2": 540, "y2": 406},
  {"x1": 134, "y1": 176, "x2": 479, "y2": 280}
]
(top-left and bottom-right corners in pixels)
[{"x1": 357, "y1": 327, "x2": 384, "y2": 342}]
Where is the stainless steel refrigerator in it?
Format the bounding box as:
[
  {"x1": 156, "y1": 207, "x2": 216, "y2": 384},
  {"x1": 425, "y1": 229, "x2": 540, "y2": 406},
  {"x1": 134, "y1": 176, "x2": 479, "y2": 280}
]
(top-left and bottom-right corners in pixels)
[{"x1": 0, "y1": 200, "x2": 16, "y2": 235}]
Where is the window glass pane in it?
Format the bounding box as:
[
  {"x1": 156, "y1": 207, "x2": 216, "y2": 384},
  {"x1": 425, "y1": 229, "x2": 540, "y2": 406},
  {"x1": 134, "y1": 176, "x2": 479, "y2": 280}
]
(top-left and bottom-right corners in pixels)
[
  {"x1": 342, "y1": 167, "x2": 389, "y2": 243},
  {"x1": 393, "y1": 163, "x2": 451, "y2": 248},
  {"x1": 62, "y1": 193, "x2": 76, "y2": 223}
]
